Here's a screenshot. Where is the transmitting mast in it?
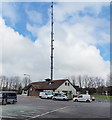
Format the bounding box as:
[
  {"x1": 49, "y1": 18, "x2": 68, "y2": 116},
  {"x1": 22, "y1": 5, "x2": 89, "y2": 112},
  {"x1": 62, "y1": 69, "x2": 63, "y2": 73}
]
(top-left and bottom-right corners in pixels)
[{"x1": 50, "y1": 2, "x2": 54, "y2": 80}]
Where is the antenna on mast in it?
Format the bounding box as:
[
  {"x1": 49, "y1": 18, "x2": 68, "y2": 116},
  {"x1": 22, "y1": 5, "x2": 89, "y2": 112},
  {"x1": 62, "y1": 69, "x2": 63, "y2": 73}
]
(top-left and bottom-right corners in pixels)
[{"x1": 51, "y1": 2, "x2": 54, "y2": 80}]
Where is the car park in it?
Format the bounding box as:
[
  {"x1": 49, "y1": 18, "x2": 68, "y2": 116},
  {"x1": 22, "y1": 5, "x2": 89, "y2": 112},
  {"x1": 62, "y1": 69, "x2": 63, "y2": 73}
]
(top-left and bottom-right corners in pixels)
[
  {"x1": 52, "y1": 94, "x2": 68, "y2": 100},
  {"x1": 73, "y1": 94, "x2": 92, "y2": 102},
  {"x1": 39, "y1": 92, "x2": 53, "y2": 99},
  {"x1": 0, "y1": 91, "x2": 17, "y2": 104}
]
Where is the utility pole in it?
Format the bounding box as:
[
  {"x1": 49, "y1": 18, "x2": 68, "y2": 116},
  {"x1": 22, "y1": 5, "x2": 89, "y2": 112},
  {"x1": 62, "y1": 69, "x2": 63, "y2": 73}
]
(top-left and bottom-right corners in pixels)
[
  {"x1": 51, "y1": 2, "x2": 54, "y2": 81},
  {"x1": 24, "y1": 74, "x2": 31, "y2": 85}
]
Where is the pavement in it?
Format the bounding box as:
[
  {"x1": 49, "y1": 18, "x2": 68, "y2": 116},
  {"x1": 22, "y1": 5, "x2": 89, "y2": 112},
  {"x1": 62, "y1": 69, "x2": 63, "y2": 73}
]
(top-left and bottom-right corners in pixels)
[{"x1": 0, "y1": 95, "x2": 111, "y2": 120}]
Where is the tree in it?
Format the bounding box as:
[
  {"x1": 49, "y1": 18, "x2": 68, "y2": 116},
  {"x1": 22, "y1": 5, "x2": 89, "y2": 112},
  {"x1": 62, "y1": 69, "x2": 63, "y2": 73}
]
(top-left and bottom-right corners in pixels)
[
  {"x1": 17, "y1": 83, "x2": 22, "y2": 94},
  {"x1": 71, "y1": 76, "x2": 77, "y2": 86},
  {"x1": 78, "y1": 75, "x2": 82, "y2": 88},
  {"x1": 0, "y1": 75, "x2": 8, "y2": 91},
  {"x1": 106, "y1": 73, "x2": 112, "y2": 87},
  {"x1": 0, "y1": 75, "x2": 23, "y2": 93}
]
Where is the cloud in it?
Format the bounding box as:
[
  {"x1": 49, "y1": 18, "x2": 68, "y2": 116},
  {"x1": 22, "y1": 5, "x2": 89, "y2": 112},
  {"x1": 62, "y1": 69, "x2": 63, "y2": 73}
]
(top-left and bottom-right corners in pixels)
[
  {"x1": 26, "y1": 9, "x2": 43, "y2": 25},
  {"x1": 1, "y1": 0, "x2": 111, "y2": 2},
  {"x1": 26, "y1": 3, "x2": 109, "y2": 80},
  {"x1": 52, "y1": 22, "x2": 109, "y2": 79},
  {"x1": 0, "y1": 16, "x2": 109, "y2": 81},
  {"x1": 2, "y1": 2, "x2": 19, "y2": 26},
  {"x1": 26, "y1": 23, "x2": 38, "y2": 37},
  {"x1": 54, "y1": 2, "x2": 108, "y2": 22},
  {"x1": 54, "y1": 41, "x2": 109, "y2": 78},
  {"x1": 0, "y1": 2, "x2": 110, "y2": 81},
  {"x1": 1, "y1": 17, "x2": 50, "y2": 80},
  {"x1": 53, "y1": 3, "x2": 110, "y2": 49}
]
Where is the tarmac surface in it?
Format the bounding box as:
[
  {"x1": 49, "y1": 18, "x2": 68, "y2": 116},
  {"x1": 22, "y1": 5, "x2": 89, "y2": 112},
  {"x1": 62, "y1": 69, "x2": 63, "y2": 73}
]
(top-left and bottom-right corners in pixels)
[{"x1": 0, "y1": 95, "x2": 111, "y2": 120}]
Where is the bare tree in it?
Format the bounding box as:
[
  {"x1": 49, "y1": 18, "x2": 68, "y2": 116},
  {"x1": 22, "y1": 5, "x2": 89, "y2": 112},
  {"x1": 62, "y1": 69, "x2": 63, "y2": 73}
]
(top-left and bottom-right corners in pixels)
[
  {"x1": 77, "y1": 75, "x2": 83, "y2": 88},
  {"x1": 83, "y1": 75, "x2": 89, "y2": 88},
  {"x1": 106, "y1": 73, "x2": 112, "y2": 86},
  {"x1": 71, "y1": 76, "x2": 77, "y2": 86},
  {"x1": 0, "y1": 75, "x2": 8, "y2": 90},
  {"x1": 0, "y1": 75, "x2": 23, "y2": 93}
]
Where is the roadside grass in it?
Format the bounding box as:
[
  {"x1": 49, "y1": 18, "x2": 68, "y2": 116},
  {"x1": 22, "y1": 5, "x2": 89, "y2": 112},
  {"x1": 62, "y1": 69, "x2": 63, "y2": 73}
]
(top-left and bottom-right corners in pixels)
[{"x1": 92, "y1": 94, "x2": 112, "y2": 101}]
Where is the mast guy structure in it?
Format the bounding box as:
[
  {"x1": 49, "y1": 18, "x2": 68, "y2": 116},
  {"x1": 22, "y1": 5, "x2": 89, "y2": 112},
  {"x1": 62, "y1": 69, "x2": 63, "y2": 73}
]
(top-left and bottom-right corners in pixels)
[{"x1": 50, "y1": 2, "x2": 54, "y2": 80}]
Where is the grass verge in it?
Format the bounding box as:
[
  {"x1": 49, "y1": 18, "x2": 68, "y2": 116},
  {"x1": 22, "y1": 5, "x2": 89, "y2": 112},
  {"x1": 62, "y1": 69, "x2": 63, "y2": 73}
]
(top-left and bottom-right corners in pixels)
[{"x1": 92, "y1": 94, "x2": 112, "y2": 101}]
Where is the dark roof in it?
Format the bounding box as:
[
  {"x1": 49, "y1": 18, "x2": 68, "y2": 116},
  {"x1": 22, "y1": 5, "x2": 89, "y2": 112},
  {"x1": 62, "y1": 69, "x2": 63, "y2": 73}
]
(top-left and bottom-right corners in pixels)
[
  {"x1": 25, "y1": 79, "x2": 68, "y2": 90},
  {"x1": 0, "y1": 91, "x2": 17, "y2": 93},
  {"x1": 22, "y1": 84, "x2": 31, "y2": 91}
]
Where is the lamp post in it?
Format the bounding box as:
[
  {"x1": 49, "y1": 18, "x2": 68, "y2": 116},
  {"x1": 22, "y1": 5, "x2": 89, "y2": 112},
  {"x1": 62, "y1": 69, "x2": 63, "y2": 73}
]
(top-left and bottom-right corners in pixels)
[{"x1": 24, "y1": 74, "x2": 31, "y2": 85}]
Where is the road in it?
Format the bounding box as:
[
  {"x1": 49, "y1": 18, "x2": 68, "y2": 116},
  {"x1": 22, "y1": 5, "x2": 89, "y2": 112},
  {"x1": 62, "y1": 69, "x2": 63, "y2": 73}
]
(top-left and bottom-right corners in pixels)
[{"x1": 0, "y1": 95, "x2": 111, "y2": 120}]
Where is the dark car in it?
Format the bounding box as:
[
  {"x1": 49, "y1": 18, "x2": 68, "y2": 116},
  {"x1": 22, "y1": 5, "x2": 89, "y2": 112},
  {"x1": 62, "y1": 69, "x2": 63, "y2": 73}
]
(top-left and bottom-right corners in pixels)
[
  {"x1": 0, "y1": 92, "x2": 7, "y2": 105},
  {"x1": 0, "y1": 91, "x2": 17, "y2": 105}
]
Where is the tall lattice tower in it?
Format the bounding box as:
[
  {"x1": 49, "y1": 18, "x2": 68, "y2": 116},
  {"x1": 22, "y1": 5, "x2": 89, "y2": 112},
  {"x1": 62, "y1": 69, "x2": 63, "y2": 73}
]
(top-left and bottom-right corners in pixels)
[{"x1": 50, "y1": 2, "x2": 54, "y2": 80}]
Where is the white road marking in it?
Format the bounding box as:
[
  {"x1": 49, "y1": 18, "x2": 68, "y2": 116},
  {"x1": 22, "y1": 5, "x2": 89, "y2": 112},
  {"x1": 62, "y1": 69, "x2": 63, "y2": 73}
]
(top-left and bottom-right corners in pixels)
[
  {"x1": 26, "y1": 106, "x2": 68, "y2": 120},
  {"x1": 11, "y1": 114, "x2": 33, "y2": 118},
  {"x1": 1, "y1": 116, "x2": 17, "y2": 118},
  {"x1": 1, "y1": 114, "x2": 33, "y2": 119}
]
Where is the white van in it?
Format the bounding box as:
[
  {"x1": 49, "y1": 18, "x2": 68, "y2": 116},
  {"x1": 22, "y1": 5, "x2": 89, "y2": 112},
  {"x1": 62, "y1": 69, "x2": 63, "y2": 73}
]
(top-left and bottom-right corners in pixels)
[
  {"x1": 73, "y1": 94, "x2": 92, "y2": 102},
  {"x1": 39, "y1": 92, "x2": 53, "y2": 99}
]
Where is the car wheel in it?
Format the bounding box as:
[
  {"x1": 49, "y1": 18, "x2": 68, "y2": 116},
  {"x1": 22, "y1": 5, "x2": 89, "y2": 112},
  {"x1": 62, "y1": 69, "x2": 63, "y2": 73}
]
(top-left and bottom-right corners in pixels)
[
  {"x1": 12, "y1": 100, "x2": 15, "y2": 104},
  {"x1": 10, "y1": 101, "x2": 14, "y2": 104},
  {"x1": 86, "y1": 100, "x2": 90, "y2": 103},
  {"x1": 53, "y1": 98, "x2": 56, "y2": 100},
  {"x1": 2, "y1": 99, "x2": 6, "y2": 105},
  {"x1": 75, "y1": 99, "x2": 78, "y2": 102}
]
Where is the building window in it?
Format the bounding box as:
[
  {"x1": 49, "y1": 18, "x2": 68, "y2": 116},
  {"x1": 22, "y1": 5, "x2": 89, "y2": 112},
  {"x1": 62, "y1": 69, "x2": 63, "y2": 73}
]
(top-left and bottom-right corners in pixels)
[
  {"x1": 49, "y1": 82, "x2": 52, "y2": 85},
  {"x1": 65, "y1": 82, "x2": 67, "y2": 86},
  {"x1": 68, "y1": 83, "x2": 70, "y2": 86},
  {"x1": 30, "y1": 87, "x2": 33, "y2": 91}
]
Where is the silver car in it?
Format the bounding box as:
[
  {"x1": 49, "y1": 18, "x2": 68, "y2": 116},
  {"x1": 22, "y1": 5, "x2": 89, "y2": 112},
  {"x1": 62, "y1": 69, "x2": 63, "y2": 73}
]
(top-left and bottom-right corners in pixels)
[{"x1": 52, "y1": 94, "x2": 68, "y2": 100}]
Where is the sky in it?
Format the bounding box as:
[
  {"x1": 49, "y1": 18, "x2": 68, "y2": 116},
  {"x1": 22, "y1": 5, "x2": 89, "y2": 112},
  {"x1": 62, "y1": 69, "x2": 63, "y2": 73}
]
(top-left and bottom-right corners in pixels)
[{"x1": 0, "y1": 1, "x2": 110, "y2": 81}]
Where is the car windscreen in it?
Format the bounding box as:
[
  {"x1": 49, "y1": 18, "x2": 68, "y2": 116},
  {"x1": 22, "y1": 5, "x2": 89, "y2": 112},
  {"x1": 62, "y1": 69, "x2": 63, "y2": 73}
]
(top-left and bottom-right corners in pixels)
[
  {"x1": 47, "y1": 93, "x2": 52, "y2": 95},
  {"x1": 7, "y1": 93, "x2": 16, "y2": 96},
  {"x1": 61, "y1": 95, "x2": 66, "y2": 97},
  {"x1": 0, "y1": 93, "x2": 2, "y2": 97},
  {"x1": 78, "y1": 95, "x2": 83, "y2": 98}
]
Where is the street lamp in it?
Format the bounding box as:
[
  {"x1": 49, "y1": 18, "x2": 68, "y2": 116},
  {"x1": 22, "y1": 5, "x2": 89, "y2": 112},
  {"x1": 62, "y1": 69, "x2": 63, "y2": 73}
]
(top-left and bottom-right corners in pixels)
[{"x1": 24, "y1": 74, "x2": 31, "y2": 84}]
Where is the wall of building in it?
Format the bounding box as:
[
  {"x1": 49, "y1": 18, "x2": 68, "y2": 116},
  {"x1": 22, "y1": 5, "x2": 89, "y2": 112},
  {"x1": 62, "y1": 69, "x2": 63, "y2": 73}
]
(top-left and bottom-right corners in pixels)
[
  {"x1": 55, "y1": 81, "x2": 76, "y2": 95},
  {"x1": 28, "y1": 86, "x2": 39, "y2": 96}
]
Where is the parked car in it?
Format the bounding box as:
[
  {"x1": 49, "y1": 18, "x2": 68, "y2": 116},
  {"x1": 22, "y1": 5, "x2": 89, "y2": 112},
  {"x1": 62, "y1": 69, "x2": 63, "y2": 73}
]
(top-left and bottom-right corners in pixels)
[
  {"x1": 73, "y1": 94, "x2": 92, "y2": 102},
  {"x1": 39, "y1": 92, "x2": 53, "y2": 99},
  {"x1": 0, "y1": 91, "x2": 17, "y2": 104},
  {"x1": 91, "y1": 96, "x2": 95, "y2": 101},
  {"x1": 52, "y1": 94, "x2": 68, "y2": 101}
]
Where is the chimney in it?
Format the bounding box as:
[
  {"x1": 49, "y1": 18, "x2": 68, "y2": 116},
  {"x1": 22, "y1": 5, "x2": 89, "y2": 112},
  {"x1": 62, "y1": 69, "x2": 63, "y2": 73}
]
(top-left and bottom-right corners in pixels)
[{"x1": 45, "y1": 78, "x2": 51, "y2": 82}]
